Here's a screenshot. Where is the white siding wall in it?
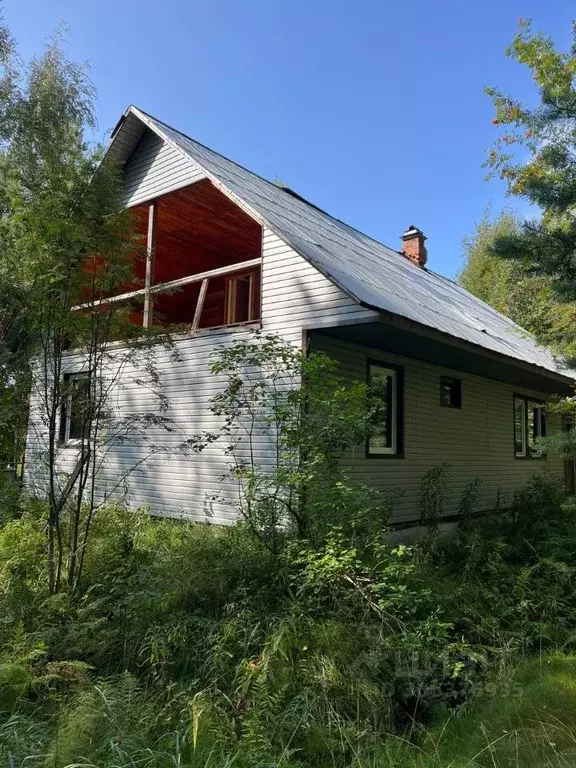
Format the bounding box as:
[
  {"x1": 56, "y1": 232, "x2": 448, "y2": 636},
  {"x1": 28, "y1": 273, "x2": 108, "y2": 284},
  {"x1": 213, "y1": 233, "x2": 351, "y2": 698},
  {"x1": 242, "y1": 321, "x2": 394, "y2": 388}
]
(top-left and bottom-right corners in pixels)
[
  {"x1": 23, "y1": 181, "x2": 377, "y2": 523},
  {"x1": 310, "y1": 333, "x2": 564, "y2": 524},
  {"x1": 122, "y1": 129, "x2": 205, "y2": 208},
  {"x1": 24, "y1": 329, "x2": 261, "y2": 525},
  {"x1": 261, "y1": 229, "x2": 378, "y2": 343}
]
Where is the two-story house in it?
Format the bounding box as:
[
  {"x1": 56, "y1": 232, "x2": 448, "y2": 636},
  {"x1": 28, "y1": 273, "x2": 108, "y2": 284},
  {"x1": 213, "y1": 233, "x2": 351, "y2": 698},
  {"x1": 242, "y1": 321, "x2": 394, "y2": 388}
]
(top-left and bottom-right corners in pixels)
[{"x1": 23, "y1": 106, "x2": 575, "y2": 527}]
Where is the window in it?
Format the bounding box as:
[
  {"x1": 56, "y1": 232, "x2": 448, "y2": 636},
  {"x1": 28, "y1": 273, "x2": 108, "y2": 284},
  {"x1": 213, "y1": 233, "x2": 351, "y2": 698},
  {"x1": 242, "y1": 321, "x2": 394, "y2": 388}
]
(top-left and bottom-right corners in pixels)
[
  {"x1": 225, "y1": 273, "x2": 256, "y2": 325},
  {"x1": 514, "y1": 394, "x2": 546, "y2": 458},
  {"x1": 367, "y1": 361, "x2": 403, "y2": 456},
  {"x1": 440, "y1": 376, "x2": 462, "y2": 408},
  {"x1": 59, "y1": 373, "x2": 91, "y2": 444},
  {"x1": 514, "y1": 396, "x2": 526, "y2": 457}
]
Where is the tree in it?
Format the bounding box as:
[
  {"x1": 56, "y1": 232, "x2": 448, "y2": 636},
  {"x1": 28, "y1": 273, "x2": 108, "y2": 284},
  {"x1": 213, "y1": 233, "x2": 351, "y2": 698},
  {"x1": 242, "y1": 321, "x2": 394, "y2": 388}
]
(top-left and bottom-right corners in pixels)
[
  {"x1": 0, "y1": 22, "x2": 176, "y2": 592},
  {"x1": 0, "y1": 293, "x2": 28, "y2": 473},
  {"x1": 486, "y1": 19, "x2": 576, "y2": 366},
  {"x1": 193, "y1": 332, "x2": 395, "y2": 551},
  {"x1": 458, "y1": 210, "x2": 576, "y2": 355},
  {"x1": 483, "y1": 19, "x2": 576, "y2": 460}
]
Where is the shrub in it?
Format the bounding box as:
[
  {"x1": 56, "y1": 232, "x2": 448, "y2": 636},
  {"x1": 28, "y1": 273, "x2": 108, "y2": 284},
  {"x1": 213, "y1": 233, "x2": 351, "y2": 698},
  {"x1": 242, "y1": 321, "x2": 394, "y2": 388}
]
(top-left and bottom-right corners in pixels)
[{"x1": 0, "y1": 500, "x2": 48, "y2": 643}]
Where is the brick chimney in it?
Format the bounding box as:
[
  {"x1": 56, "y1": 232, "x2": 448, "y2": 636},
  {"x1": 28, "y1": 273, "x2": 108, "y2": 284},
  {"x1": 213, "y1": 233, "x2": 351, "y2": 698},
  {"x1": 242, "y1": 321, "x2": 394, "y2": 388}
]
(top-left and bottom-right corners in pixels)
[{"x1": 401, "y1": 225, "x2": 428, "y2": 268}]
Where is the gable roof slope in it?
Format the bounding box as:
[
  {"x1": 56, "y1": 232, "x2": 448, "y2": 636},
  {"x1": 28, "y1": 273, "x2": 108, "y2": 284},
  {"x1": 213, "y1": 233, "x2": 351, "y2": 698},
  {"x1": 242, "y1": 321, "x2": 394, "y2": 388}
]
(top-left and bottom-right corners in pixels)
[{"x1": 110, "y1": 106, "x2": 572, "y2": 382}]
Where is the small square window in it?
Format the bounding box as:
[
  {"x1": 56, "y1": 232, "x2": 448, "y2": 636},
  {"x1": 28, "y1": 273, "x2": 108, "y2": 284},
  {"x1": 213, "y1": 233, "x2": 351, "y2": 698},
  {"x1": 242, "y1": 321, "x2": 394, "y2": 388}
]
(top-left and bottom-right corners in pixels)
[{"x1": 440, "y1": 376, "x2": 461, "y2": 408}]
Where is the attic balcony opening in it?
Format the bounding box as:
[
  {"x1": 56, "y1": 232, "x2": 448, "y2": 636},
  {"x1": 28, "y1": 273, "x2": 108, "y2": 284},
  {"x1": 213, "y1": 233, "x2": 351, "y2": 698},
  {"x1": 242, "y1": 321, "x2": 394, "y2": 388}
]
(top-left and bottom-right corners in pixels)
[{"x1": 75, "y1": 179, "x2": 263, "y2": 333}]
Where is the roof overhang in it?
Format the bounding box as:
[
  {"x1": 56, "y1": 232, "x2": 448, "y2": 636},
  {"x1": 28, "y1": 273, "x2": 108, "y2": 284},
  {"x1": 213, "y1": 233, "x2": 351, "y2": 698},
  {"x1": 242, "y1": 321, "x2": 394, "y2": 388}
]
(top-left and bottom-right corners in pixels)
[
  {"x1": 106, "y1": 107, "x2": 148, "y2": 168},
  {"x1": 316, "y1": 316, "x2": 574, "y2": 395}
]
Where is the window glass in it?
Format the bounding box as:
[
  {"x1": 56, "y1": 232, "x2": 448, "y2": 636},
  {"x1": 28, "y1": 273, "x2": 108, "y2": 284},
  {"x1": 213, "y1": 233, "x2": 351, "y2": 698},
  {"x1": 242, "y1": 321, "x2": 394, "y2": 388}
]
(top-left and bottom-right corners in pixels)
[
  {"x1": 61, "y1": 373, "x2": 90, "y2": 443},
  {"x1": 514, "y1": 395, "x2": 546, "y2": 458},
  {"x1": 368, "y1": 364, "x2": 399, "y2": 455},
  {"x1": 528, "y1": 402, "x2": 546, "y2": 457},
  {"x1": 514, "y1": 396, "x2": 526, "y2": 457},
  {"x1": 440, "y1": 376, "x2": 462, "y2": 408}
]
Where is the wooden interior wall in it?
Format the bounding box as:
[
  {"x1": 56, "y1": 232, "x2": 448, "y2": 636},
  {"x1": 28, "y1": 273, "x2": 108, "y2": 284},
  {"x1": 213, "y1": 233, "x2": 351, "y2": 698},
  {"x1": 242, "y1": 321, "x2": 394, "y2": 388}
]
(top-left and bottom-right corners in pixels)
[
  {"x1": 151, "y1": 268, "x2": 261, "y2": 328},
  {"x1": 122, "y1": 179, "x2": 262, "y2": 327}
]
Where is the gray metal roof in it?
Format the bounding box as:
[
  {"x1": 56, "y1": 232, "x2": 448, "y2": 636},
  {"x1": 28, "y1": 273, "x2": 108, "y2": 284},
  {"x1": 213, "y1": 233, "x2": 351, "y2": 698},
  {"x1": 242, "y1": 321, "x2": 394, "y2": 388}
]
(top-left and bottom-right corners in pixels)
[{"x1": 114, "y1": 106, "x2": 573, "y2": 382}]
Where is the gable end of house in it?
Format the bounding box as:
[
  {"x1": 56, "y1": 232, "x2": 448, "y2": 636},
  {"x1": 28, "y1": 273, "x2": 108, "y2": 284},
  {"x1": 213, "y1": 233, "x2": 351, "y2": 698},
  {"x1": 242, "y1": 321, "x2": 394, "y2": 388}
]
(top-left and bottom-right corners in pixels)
[{"x1": 107, "y1": 106, "x2": 574, "y2": 386}]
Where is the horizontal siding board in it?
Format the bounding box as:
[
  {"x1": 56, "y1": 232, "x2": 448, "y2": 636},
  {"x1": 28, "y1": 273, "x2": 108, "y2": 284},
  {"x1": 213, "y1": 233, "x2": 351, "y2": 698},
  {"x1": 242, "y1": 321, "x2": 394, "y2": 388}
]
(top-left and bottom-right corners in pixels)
[{"x1": 122, "y1": 130, "x2": 206, "y2": 207}]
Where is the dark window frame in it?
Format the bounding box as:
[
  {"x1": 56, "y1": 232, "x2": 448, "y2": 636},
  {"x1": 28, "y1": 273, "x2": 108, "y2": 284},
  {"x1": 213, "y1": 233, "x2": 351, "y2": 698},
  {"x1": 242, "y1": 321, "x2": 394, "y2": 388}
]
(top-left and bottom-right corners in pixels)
[
  {"x1": 440, "y1": 376, "x2": 462, "y2": 409},
  {"x1": 513, "y1": 393, "x2": 546, "y2": 460},
  {"x1": 59, "y1": 372, "x2": 91, "y2": 445},
  {"x1": 365, "y1": 358, "x2": 405, "y2": 459}
]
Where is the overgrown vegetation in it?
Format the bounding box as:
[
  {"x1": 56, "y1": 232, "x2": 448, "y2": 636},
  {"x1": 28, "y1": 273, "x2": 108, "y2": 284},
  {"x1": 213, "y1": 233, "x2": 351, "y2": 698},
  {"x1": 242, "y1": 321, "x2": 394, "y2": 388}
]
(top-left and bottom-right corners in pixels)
[
  {"x1": 191, "y1": 333, "x2": 391, "y2": 549},
  {"x1": 2, "y1": 471, "x2": 576, "y2": 767},
  {"x1": 2, "y1": 330, "x2": 576, "y2": 766},
  {"x1": 0, "y1": 13, "x2": 190, "y2": 597},
  {"x1": 1, "y1": 12, "x2": 576, "y2": 768}
]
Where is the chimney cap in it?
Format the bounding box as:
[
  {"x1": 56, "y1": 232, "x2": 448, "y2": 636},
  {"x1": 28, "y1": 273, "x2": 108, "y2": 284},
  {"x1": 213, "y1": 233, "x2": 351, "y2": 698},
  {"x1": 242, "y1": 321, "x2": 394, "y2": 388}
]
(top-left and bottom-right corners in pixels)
[{"x1": 402, "y1": 225, "x2": 427, "y2": 240}]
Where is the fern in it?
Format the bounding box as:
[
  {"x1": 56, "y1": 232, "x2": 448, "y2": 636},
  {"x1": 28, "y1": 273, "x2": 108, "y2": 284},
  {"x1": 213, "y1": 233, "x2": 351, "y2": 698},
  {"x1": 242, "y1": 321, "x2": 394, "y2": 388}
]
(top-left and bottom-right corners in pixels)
[{"x1": 457, "y1": 477, "x2": 483, "y2": 529}]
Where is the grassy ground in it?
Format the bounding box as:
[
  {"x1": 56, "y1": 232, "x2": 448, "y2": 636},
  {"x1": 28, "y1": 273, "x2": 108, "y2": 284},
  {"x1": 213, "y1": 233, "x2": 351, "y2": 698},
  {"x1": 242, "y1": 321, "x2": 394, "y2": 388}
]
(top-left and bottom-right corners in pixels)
[
  {"x1": 3, "y1": 654, "x2": 576, "y2": 766},
  {"x1": 407, "y1": 654, "x2": 576, "y2": 767}
]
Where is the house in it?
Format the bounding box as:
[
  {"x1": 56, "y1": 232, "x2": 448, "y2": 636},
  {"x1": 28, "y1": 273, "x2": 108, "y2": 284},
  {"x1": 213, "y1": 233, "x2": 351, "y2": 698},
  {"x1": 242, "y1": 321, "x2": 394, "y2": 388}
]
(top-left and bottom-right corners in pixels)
[{"x1": 23, "y1": 106, "x2": 576, "y2": 528}]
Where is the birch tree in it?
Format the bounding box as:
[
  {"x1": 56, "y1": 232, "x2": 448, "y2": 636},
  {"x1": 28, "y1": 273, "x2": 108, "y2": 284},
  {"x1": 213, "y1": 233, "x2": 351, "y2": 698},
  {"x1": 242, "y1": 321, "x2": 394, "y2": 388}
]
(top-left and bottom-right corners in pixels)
[{"x1": 0, "y1": 22, "x2": 174, "y2": 592}]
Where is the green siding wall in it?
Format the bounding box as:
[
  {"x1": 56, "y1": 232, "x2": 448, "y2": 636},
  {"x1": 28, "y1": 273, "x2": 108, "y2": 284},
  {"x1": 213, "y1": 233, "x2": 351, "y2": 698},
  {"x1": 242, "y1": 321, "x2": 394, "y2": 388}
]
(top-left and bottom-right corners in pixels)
[{"x1": 310, "y1": 333, "x2": 564, "y2": 525}]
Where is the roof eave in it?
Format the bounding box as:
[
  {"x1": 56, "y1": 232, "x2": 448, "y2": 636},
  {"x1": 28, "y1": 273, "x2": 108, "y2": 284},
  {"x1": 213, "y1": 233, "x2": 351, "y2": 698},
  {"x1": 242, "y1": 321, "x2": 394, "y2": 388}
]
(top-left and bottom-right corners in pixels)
[{"x1": 366, "y1": 304, "x2": 575, "y2": 388}]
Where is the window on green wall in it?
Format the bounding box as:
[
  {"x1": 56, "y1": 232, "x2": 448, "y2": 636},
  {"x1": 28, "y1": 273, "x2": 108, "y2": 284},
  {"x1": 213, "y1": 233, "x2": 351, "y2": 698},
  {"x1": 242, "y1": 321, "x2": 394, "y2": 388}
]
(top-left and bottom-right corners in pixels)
[
  {"x1": 514, "y1": 394, "x2": 546, "y2": 458},
  {"x1": 440, "y1": 376, "x2": 462, "y2": 408},
  {"x1": 367, "y1": 361, "x2": 404, "y2": 457}
]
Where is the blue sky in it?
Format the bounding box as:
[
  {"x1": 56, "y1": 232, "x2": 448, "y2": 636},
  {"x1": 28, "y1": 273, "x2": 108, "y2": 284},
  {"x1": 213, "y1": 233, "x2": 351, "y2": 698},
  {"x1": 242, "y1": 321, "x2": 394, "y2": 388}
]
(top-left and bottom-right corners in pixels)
[{"x1": 4, "y1": 0, "x2": 573, "y2": 277}]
